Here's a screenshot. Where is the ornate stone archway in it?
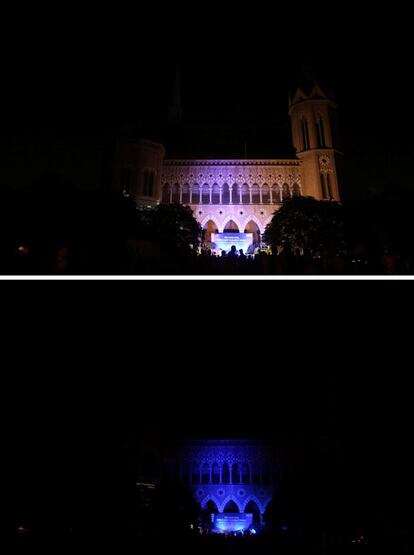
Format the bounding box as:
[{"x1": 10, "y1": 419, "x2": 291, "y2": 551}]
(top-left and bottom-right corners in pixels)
[
  {"x1": 201, "y1": 494, "x2": 220, "y2": 511},
  {"x1": 220, "y1": 495, "x2": 242, "y2": 513},
  {"x1": 222, "y1": 216, "x2": 243, "y2": 233},
  {"x1": 243, "y1": 214, "x2": 264, "y2": 234},
  {"x1": 241, "y1": 495, "x2": 265, "y2": 514},
  {"x1": 201, "y1": 214, "x2": 219, "y2": 230}
]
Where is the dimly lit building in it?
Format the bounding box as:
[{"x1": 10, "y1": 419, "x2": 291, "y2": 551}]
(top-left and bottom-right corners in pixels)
[
  {"x1": 116, "y1": 83, "x2": 341, "y2": 250},
  {"x1": 162, "y1": 439, "x2": 285, "y2": 532}
]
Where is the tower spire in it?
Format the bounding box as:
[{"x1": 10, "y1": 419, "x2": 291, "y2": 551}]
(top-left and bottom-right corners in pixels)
[{"x1": 288, "y1": 71, "x2": 341, "y2": 201}]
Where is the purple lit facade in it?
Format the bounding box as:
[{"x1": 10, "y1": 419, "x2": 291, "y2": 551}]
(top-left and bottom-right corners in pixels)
[
  {"x1": 116, "y1": 84, "x2": 341, "y2": 248},
  {"x1": 161, "y1": 159, "x2": 303, "y2": 245},
  {"x1": 162, "y1": 439, "x2": 284, "y2": 531}
]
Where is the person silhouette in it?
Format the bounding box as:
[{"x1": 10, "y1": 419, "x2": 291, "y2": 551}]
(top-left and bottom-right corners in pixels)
[{"x1": 228, "y1": 245, "x2": 238, "y2": 259}]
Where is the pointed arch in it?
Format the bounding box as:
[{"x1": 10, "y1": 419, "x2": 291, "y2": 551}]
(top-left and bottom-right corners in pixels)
[
  {"x1": 251, "y1": 183, "x2": 260, "y2": 204},
  {"x1": 223, "y1": 499, "x2": 240, "y2": 513},
  {"x1": 243, "y1": 214, "x2": 264, "y2": 233},
  {"x1": 203, "y1": 219, "x2": 218, "y2": 242},
  {"x1": 182, "y1": 183, "x2": 190, "y2": 204},
  {"x1": 316, "y1": 113, "x2": 326, "y2": 147},
  {"x1": 232, "y1": 183, "x2": 241, "y2": 204},
  {"x1": 212, "y1": 462, "x2": 220, "y2": 484},
  {"x1": 222, "y1": 216, "x2": 242, "y2": 233},
  {"x1": 232, "y1": 462, "x2": 241, "y2": 484},
  {"x1": 192, "y1": 183, "x2": 201, "y2": 204},
  {"x1": 244, "y1": 220, "x2": 261, "y2": 245},
  {"x1": 201, "y1": 494, "x2": 220, "y2": 511},
  {"x1": 271, "y1": 184, "x2": 281, "y2": 203},
  {"x1": 282, "y1": 183, "x2": 291, "y2": 201},
  {"x1": 243, "y1": 498, "x2": 262, "y2": 527},
  {"x1": 262, "y1": 183, "x2": 270, "y2": 204},
  {"x1": 222, "y1": 462, "x2": 230, "y2": 484},
  {"x1": 172, "y1": 183, "x2": 180, "y2": 203},
  {"x1": 221, "y1": 495, "x2": 241, "y2": 513},
  {"x1": 222, "y1": 183, "x2": 230, "y2": 204},
  {"x1": 292, "y1": 183, "x2": 301, "y2": 197},
  {"x1": 212, "y1": 183, "x2": 220, "y2": 204},
  {"x1": 301, "y1": 117, "x2": 310, "y2": 150},
  {"x1": 241, "y1": 462, "x2": 250, "y2": 484},
  {"x1": 201, "y1": 462, "x2": 210, "y2": 484},
  {"x1": 241, "y1": 495, "x2": 264, "y2": 514},
  {"x1": 201, "y1": 183, "x2": 210, "y2": 204},
  {"x1": 201, "y1": 215, "x2": 219, "y2": 229},
  {"x1": 241, "y1": 183, "x2": 250, "y2": 204}
]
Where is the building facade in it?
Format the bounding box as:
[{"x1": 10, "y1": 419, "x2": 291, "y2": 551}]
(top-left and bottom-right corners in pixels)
[
  {"x1": 162, "y1": 439, "x2": 284, "y2": 531},
  {"x1": 116, "y1": 83, "x2": 341, "y2": 245}
]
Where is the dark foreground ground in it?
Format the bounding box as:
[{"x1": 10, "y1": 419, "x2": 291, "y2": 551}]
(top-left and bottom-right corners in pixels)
[{"x1": 10, "y1": 532, "x2": 400, "y2": 555}]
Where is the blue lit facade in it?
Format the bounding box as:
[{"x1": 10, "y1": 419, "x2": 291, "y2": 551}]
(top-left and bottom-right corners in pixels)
[{"x1": 162, "y1": 439, "x2": 283, "y2": 531}]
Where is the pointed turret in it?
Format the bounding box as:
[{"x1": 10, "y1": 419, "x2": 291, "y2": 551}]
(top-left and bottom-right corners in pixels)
[{"x1": 288, "y1": 72, "x2": 341, "y2": 201}]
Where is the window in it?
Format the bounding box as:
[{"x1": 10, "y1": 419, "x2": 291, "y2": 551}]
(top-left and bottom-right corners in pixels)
[
  {"x1": 192, "y1": 183, "x2": 201, "y2": 204},
  {"x1": 282, "y1": 183, "x2": 291, "y2": 201},
  {"x1": 320, "y1": 173, "x2": 328, "y2": 199},
  {"x1": 301, "y1": 118, "x2": 310, "y2": 150},
  {"x1": 316, "y1": 115, "x2": 326, "y2": 147},
  {"x1": 202, "y1": 463, "x2": 210, "y2": 484},
  {"x1": 251, "y1": 184, "x2": 260, "y2": 204},
  {"x1": 232, "y1": 183, "x2": 240, "y2": 204},
  {"x1": 212, "y1": 183, "x2": 220, "y2": 204},
  {"x1": 241, "y1": 183, "x2": 250, "y2": 204},
  {"x1": 201, "y1": 183, "x2": 210, "y2": 204},
  {"x1": 327, "y1": 173, "x2": 333, "y2": 199},
  {"x1": 222, "y1": 183, "x2": 230, "y2": 204},
  {"x1": 262, "y1": 184, "x2": 270, "y2": 204},
  {"x1": 272, "y1": 184, "x2": 281, "y2": 203},
  {"x1": 143, "y1": 169, "x2": 155, "y2": 196},
  {"x1": 212, "y1": 463, "x2": 220, "y2": 484},
  {"x1": 162, "y1": 183, "x2": 170, "y2": 203},
  {"x1": 222, "y1": 463, "x2": 230, "y2": 484},
  {"x1": 182, "y1": 183, "x2": 190, "y2": 204},
  {"x1": 172, "y1": 183, "x2": 180, "y2": 203}
]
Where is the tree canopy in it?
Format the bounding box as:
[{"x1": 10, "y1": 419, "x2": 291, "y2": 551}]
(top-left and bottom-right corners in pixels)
[{"x1": 264, "y1": 196, "x2": 345, "y2": 256}]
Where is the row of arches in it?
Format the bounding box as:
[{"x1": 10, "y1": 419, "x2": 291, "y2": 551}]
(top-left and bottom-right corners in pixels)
[
  {"x1": 205, "y1": 498, "x2": 261, "y2": 514},
  {"x1": 203, "y1": 499, "x2": 262, "y2": 526},
  {"x1": 204, "y1": 220, "x2": 260, "y2": 243},
  {"x1": 175, "y1": 461, "x2": 277, "y2": 485},
  {"x1": 162, "y1": 183, "x2": 301, "y2": 205}
]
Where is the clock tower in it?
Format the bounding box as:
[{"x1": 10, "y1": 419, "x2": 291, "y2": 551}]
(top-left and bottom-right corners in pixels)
[{"x1": 288, "y1": 83, "x2": 341, "y2": 201}]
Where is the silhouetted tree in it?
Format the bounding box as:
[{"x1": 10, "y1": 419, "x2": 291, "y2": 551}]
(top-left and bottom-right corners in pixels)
[
  {"x1": 264, "y1": 196, "x2": 345, "y2": 256},
  {"x1": 157, "y1": 482, "x2": 200, "y2": 536},
  {"x1": 150, "y1": 203, "x2": 201, "y2": 253}
]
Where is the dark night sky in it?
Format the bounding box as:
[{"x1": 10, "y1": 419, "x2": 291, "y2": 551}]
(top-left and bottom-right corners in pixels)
[
  {"x1": 1, "y1": 6, "x2": 412, "y2": 200},
  {"x1": 4, "y1": 286, "x2": 414, "y2": 533}
]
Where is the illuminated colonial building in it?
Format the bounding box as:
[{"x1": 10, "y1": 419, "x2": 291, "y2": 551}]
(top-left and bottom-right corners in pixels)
[
  {"x1": 115, "y1": 83, "x2": 341, "y2": 247},
  {"x1": 162, "y1": 439, "x2": 285, "y2": 532}
]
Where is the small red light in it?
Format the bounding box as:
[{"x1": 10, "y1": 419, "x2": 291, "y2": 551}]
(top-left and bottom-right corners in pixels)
[{"x1": 17, "y1": 245, "x2": 29, "y2": 254}]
